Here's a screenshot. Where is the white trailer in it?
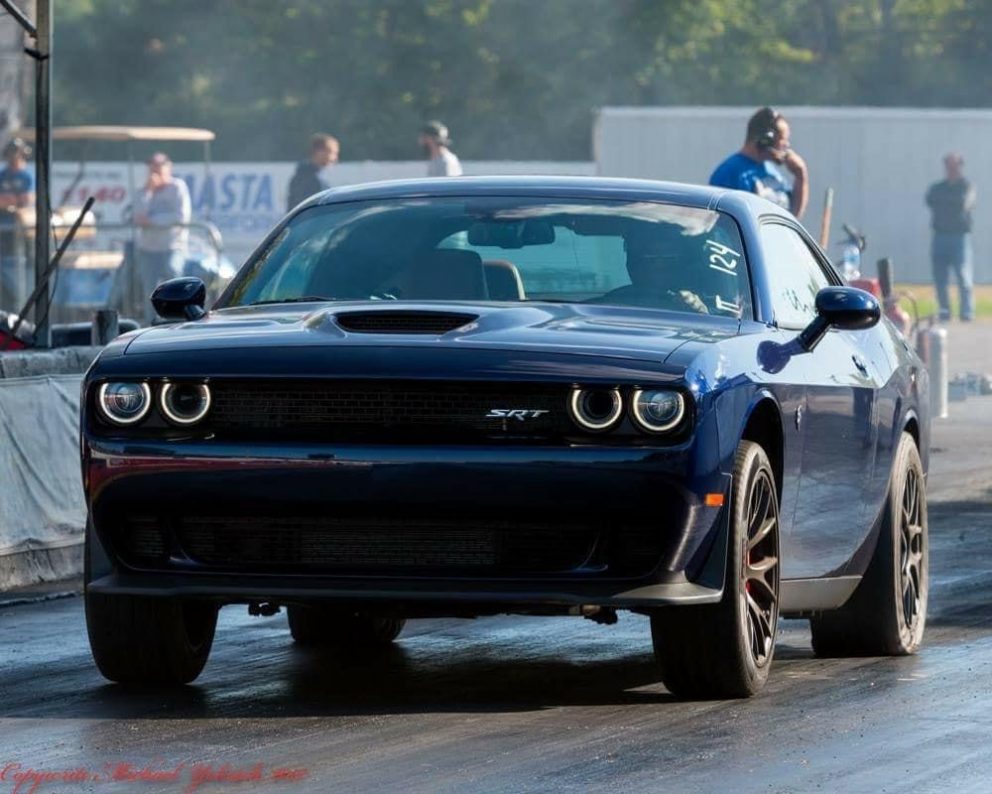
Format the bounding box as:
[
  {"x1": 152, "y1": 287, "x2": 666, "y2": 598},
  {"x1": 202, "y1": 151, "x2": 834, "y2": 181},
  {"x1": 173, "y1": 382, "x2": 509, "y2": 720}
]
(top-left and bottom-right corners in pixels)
[{"x1": 595, "y1": 106, "x2": 992, "y2": 284}]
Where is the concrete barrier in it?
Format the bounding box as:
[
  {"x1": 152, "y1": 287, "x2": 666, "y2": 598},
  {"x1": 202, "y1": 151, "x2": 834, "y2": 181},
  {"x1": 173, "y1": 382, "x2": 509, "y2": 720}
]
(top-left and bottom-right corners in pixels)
[
  {"x1": 0, "y1": 346, "x2": 101, "y2": 379},
  {"x1": 0, "y1": 347, "x2": 100, "y2": 591}
]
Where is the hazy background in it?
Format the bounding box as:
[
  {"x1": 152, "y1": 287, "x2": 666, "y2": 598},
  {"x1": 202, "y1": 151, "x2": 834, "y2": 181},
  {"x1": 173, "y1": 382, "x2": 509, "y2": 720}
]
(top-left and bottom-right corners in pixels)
[{"x1": 45, "y1": 0, "x2": 992, "y2": 161}]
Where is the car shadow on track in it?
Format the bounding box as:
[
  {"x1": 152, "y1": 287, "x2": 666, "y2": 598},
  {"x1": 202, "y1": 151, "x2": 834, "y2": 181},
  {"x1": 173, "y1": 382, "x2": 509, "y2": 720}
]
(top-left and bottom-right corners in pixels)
[
  {"x1": 85, "y1": 645, "x2": 679, "y2": 718},
  {"x1": 63, "y1": 639, "x2": 829, "y2": 722}
]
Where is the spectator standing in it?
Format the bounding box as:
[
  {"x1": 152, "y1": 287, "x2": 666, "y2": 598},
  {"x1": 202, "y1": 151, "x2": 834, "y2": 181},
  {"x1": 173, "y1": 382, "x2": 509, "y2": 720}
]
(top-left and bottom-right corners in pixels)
[
  {"x1": 0, "y1": 138, "x2": 34, "y2": 213},
  {"x1": 0, "y1": 138, "x2": 33, "y2": 307},
  {"x1": 287, "y1": 133, "x2": 339, "y2": 211},
  {"x1": 133, "y1": 152, "x2": 191, "y2": 322},
  {"x1": 926, "y1": 152, "x2": 975, "y2": 322},
  {"x1": 709, "y1": 107, "x2": 808, "y2": 219},
  {"x1": 420, "y1": 121, "x2": 462, "y2": 177}
]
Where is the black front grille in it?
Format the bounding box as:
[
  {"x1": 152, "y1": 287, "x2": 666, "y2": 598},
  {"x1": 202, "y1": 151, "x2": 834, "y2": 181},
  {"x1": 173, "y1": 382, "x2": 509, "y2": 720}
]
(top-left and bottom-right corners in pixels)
[
  {"x1": 335, "y1": 310, "x2": 477, "y2": 334},
  {"x1": 207, "y1": 380, "x2": 569, "y2": 441},
  {"x1": 177, "y1": 515, "x2": 593, "y2": 571},
  {"x1": 114, "y1": 514, "x2": 664, "y2": 577},
  {"x1": 118, "y1": 516, "x2": 167, "y2": 562}
]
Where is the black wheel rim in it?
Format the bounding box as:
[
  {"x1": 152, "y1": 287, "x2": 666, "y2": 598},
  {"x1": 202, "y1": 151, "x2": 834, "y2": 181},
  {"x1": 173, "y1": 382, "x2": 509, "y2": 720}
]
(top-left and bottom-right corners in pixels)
[
  {"x1": 743, "y1": 469, "x2": 779, "y2": 668},
  {"x1": 899, "y1": 466, "x2": 925, "y2": 632}
]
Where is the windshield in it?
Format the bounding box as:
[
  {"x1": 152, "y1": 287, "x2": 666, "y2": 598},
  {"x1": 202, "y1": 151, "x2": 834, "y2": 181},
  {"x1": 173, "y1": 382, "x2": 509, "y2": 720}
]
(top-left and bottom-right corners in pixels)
[{"x1": 221, "y1": 197, "x2": 751, "y2": 319}]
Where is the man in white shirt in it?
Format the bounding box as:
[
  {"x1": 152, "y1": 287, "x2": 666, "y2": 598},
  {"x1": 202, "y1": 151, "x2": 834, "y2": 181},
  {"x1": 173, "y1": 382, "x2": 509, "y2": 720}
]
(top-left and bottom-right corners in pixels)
[
  {"x1": 419, "y1": 121, "x2": 462, "y2": 177},
  {"x1": 133, "y1": 152, "x2": 191, "y2": 322}
]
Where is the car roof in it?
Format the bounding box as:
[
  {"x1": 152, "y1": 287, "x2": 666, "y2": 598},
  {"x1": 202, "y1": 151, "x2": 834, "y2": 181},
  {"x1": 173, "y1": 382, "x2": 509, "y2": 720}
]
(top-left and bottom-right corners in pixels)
[{"x1": 306, "y1": 175, "x2": 791, "y2": 220}]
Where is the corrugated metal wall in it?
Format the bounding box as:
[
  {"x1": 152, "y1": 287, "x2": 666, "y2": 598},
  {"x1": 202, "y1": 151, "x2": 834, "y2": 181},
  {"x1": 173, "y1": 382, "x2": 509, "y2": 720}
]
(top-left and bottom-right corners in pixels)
[{"x1": 595, "y1": 107, "x2": 992, "y2": 284}]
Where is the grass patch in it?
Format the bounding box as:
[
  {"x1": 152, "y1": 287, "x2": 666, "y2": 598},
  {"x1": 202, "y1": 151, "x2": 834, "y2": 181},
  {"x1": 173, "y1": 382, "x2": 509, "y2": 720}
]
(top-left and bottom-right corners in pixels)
[{"x1": 893, "y1": 283, "x2": 992, "y2": 321}]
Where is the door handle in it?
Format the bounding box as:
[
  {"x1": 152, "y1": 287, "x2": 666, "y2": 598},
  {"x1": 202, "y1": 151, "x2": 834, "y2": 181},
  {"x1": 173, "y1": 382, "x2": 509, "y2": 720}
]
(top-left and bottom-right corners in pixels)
[{"x1": 852, "y1": 354, "x2": 869, "y2": 375}]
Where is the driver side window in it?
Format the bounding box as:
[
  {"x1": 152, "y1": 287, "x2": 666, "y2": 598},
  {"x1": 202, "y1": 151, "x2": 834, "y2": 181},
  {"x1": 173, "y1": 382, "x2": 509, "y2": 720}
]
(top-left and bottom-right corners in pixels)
[{"x1": 760, "y1": 222, "x2": 833, "y2": 329}]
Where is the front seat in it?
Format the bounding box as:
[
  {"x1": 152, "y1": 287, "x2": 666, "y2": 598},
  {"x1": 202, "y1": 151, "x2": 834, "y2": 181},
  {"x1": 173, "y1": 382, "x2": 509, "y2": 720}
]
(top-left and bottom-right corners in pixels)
[
  {"x1": 401, "y1": 249, "x2": 489, "y2": 301},
  {"x1": 484, "y1": 260, "x2": 526, "y2": 301}
]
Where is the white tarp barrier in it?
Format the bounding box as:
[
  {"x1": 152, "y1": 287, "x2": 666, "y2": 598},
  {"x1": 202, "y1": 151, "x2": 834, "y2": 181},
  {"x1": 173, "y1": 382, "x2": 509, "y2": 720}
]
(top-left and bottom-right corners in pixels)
[{"x1": 0, "y1": 375, "x2": 86, "y2": 590}]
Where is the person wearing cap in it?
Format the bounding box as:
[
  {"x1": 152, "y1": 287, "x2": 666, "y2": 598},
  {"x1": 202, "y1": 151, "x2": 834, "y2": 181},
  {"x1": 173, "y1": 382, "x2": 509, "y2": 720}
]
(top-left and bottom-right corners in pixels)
[
  {"x1": 287, "y1": 133, "x2": 339, "y2": 211},
  {"x1": 0, "y1": 138, "x2": 34, "y2": 212},
  {"x1": 419, "y1": 121, "x2": 462, "y2": 177},
  {"x1": 133, "y1": 152, "x2": 191, "y2": 322}
]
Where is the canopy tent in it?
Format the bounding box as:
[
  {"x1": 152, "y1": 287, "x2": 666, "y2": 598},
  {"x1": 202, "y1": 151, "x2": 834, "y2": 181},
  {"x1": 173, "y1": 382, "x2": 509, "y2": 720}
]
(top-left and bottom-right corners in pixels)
[{"x1": 18, "y1": 125, "x2": 215, "y2": 142}]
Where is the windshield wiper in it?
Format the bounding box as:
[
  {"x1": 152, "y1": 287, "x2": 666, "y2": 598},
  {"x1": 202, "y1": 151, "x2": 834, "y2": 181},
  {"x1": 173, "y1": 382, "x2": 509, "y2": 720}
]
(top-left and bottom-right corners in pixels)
[{"x1": 246, "y1": 296, "x2": 336, "y2": 306}]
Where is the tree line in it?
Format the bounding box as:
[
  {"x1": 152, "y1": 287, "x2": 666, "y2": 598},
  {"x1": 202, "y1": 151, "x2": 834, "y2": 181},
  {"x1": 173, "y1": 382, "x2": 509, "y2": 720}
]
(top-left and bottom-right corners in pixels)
[{"x1": 50, "y1": 0, "x2": 992, "y2": 161}]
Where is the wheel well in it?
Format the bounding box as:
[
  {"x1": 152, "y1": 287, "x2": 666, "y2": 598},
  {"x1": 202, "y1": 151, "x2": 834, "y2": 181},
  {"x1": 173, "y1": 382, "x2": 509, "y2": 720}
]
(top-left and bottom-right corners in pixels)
[
  {"x1": 904, "y1": 416, "x2": 920, "y2": 448},
  {"x1": 742, "y1": 399, "x2": 784, "y2": 500}
]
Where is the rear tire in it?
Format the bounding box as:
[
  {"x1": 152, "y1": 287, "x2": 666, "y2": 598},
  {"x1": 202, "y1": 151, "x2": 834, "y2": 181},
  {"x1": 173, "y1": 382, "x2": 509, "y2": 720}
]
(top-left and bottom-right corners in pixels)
[
  {"x1": 810, "y1": 431, "x2": 928, "y2": 657},
  {"x1": 85, "y1": 591, "x2": 218, "y2": 685},
  {"x1": 651, "y1": 440, "x2": 780, "y2": 698},
  {"x1": 287, "y1": 605, "x2": 405, "y2": 648}
]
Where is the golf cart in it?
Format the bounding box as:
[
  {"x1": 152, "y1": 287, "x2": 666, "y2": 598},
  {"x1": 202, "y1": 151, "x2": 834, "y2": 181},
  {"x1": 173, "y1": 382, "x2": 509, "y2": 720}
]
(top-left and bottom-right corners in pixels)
[{"x1": 6, "y1": 126, "x2": 233, "y2": 326}]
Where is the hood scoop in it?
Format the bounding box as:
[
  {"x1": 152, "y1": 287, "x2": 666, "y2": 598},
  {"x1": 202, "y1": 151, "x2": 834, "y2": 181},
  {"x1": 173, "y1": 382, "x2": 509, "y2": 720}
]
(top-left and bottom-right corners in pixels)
[{"x1": 334, "y1": 310, "x2": 478, "y2": 335}]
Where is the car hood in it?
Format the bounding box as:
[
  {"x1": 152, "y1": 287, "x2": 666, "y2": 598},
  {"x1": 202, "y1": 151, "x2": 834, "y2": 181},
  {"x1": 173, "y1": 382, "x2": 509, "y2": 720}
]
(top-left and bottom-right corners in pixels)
[{"x1": 123, "y1": 302, "x2": 739, "y2": 364}]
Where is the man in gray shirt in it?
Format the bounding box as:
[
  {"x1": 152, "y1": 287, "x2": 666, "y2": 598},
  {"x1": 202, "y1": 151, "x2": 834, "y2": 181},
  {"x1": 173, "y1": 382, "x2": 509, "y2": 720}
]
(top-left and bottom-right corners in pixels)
[
  {"x1": 134, "y1": 152, "x2": 191, "y2": 322},
  {"x1": 926, "y1": 152, "x2": 976, "y2": 321},
  {"x1": 419, "y1": 121, "x2": 463, "y2": 177}
]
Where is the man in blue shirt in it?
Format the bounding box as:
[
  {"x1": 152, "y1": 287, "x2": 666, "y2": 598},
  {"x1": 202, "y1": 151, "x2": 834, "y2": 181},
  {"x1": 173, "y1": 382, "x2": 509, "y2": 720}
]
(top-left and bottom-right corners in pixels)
[
  {"x1": 709, "y1": 107, "x2": 808, "y2": 219},
  {"x1": 0, "y1": 138, "x2": 34, "y2": 212},
  {"x1": 0, "y1": 137, "x2": 33, "y2": 224},
  {"x1": 0, "y1": 138, "x2": 33, "y2": 309}
]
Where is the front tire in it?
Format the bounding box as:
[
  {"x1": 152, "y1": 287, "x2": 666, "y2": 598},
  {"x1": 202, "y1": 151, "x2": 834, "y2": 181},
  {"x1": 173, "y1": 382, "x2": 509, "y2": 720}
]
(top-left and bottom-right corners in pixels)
[
  {"x1": 85, "y1": 591, "x2": 218, "y2": 685},
  {"x1": 651, "y1": 440, "x2": 781, "y2": 698},
  {"x1": 810, "y1": 431, "x2": 928, "y2": 657},
  {"x1": 287, "y1": 605, "x2": 405, "y2": 649}
]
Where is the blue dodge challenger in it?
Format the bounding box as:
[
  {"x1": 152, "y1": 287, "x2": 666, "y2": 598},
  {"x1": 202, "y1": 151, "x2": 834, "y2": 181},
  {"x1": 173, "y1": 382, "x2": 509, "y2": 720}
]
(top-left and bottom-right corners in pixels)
[{"x1": 81, "y1": 177, "x2": 929, "y2": 697}]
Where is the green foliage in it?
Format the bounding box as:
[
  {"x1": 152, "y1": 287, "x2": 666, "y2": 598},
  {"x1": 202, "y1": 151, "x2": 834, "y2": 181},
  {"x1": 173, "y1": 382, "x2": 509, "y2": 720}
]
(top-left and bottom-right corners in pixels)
[{"x1": 52, "y1": 0, "x2": 992, "y2": 160}]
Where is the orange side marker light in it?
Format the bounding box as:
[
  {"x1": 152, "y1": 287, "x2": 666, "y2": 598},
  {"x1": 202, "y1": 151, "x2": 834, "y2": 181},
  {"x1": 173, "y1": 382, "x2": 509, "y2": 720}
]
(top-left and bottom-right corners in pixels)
[{"x1": 704, "y1": 493, "x2": 725, "y2": 508}]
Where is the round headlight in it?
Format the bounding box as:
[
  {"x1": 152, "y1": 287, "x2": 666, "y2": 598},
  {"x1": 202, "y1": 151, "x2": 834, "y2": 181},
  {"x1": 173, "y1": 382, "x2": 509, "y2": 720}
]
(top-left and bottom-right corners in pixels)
[
  {"x1": 97, "y1": 382, "x2": 151, "y2": 426},
  {"x1": 630, "y1": 389, "x2": 685, "y2": 433},
  {"x1": 569, "y1": 386, "x2": 623, "y2": 432},
  {"x1": 159, "y1": 382, "x2": 212, "y2": 426}
]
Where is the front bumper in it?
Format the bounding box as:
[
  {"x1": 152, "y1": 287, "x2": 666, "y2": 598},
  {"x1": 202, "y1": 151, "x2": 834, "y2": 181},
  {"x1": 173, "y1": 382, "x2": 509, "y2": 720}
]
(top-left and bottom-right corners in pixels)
[
  {"x1": 86, "y1": 571, "x2": 725, "y2": 610},
  {"x1": 83, "y1": 438, "x2": 731, "y2": 610}
]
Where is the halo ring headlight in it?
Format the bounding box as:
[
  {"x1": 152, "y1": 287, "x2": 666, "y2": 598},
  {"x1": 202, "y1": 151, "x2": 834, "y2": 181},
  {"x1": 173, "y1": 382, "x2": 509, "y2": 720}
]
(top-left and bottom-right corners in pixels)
[
  {"x1": 630, "y1": 388, "x2": 686, "y2": 434},
  {"x1": 569, "y1": 386, "x2": 623, "y2": 432},
  {"x1": 97, "y1": 382, "x2": 152, "y2": 426},
  {"x1": 159, "y1": 382, "x2": 212, "y2": 426}
]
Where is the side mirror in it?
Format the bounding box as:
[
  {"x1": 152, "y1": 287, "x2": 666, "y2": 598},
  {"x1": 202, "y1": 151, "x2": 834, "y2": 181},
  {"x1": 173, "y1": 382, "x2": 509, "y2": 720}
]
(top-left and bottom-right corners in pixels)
[
  {"x1": 798, "y1": 286, "x2": 880, "y2": 351},
  {"x1": 151, "y1": 277, "x2": 207, "y2": 322}
]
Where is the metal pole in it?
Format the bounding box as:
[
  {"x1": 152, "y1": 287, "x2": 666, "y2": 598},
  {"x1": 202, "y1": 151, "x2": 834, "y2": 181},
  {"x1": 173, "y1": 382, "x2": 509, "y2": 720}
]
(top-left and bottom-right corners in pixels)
[
  {"x1": 819, "y1": 187, "x2": 834, "y2": 249},
  {"x1": 91, "y1": 308, "x2": 119, "y2": 345},
  {"x1": 0, "y1": 0, "x2": 35, "y2": 37},
  {"x1": 33, "y1": 0, "x2": 51, "y2": 347},
  {"x1": 203, "y1": 140, "x2": 212, "y2": 220},
  {"x1": 126, "y1": 140, "x2": 137, "y2": 317},
  {"x1": 877, "y1": 257, "x2": 894, "y2": 299},
  {"x1": 928, "y1": 326, "x2": 948, "y2": 420}
]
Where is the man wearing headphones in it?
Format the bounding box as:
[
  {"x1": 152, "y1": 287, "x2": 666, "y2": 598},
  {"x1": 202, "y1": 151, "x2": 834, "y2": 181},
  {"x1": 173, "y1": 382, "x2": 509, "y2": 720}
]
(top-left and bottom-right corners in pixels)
[{"x1": 709, "y1": 107, "x2": 808, "y2": 219}]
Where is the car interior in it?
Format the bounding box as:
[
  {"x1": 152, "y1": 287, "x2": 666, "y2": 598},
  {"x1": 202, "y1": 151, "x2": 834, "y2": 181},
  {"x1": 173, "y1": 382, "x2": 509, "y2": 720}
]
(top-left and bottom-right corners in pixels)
[{"x1": 238, "y1": 203, "x2": 749, "y2": 318}]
